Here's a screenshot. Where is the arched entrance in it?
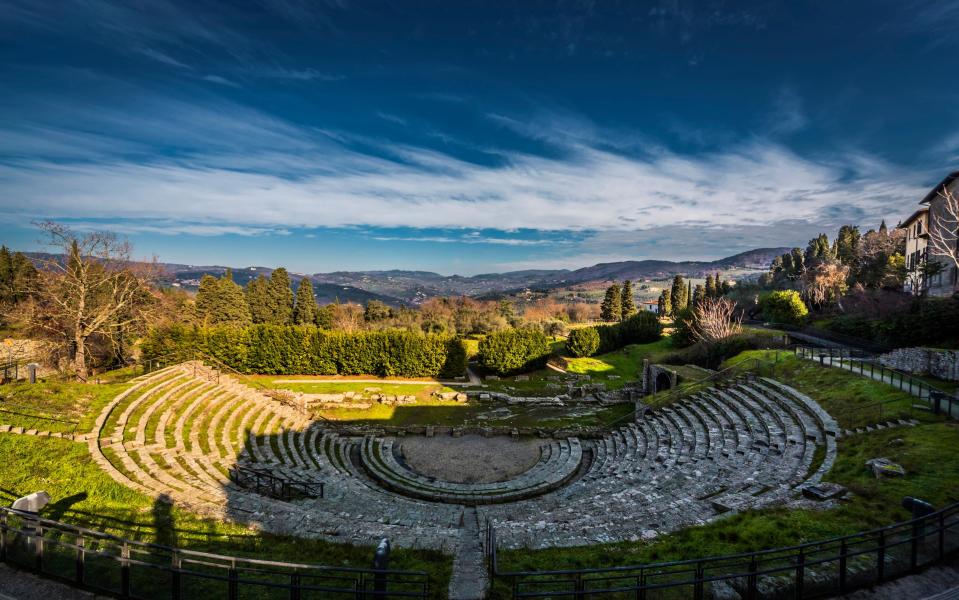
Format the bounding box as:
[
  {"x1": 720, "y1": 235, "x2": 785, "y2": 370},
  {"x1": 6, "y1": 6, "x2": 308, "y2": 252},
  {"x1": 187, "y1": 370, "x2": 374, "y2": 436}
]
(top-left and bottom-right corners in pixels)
[{"x1": 655, "y1": 371, "x2": 672, "y2": 392}]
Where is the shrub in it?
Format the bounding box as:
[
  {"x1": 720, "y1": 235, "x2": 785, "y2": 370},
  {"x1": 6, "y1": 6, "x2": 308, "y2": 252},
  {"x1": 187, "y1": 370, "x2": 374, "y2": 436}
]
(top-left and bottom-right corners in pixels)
[
  {"x1": 670, "y1": 308, "x2": 697, "y2": 348},
  {"x1": 478, "y1": 327, "x2": 552, "y2": 375},
  {"x1": 142, "y1": 325, "x2": 468, "y2": 378},
  {"x1": 593, "y1": 312, "x2": 663, "y2": 354},
  {"x1": 760, "y1": 290, "x2": 808, "y2": 326},
  {"x1": 566, "y1": 327, "x2": 600, "y2": 357},
  {"x1": 822, "y1": 296, "x2": 959, "y2": 347}
]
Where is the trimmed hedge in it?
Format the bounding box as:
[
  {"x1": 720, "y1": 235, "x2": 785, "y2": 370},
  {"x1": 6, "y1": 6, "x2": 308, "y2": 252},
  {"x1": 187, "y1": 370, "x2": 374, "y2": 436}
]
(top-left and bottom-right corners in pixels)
[
  {"x1": 142, "y1": 324, "x2": 468, "y2": 378},
  {"x1": 593, "y1": 312, "x2": 663, "y2": 355},
  {"x1": 566, "y1": 327, "x2": 600, "y2": 358},
  {"x1": 478, "y1": 328, "x2": 552, "y2": 376}
]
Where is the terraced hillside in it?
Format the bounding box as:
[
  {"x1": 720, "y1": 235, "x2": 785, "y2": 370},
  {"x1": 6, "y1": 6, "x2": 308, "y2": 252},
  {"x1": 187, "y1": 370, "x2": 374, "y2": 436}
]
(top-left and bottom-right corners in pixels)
[{"x1": 87, "y1": 361, "x2": 842, "y2": 554}]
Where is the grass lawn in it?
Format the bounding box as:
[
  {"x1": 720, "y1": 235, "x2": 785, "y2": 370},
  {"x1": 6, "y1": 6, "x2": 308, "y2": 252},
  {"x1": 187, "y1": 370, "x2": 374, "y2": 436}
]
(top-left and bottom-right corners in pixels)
[
  {"x1": 722, "y1": 350, "x2": 941, "y2": 429},
  {"x1": 491, "y1": 421, "x2": 959, "y2": 596},
  {"x1": 0, "y1": 377, "x2": 136, "y2": 433},
  {"x1": 0, "y1": 434, "x2": 452, "y2": 597}
]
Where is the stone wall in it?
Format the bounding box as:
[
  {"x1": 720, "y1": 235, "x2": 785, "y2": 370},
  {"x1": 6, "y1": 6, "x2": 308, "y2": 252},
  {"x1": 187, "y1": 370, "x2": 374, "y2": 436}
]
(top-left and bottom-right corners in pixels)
[{"x1": 878, "y1": 347, "x2": 959, "y2": 381}]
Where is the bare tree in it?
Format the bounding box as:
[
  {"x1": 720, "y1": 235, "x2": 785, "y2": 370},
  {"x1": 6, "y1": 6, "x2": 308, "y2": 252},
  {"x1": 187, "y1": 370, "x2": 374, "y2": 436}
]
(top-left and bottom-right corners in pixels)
[
  {"x1": 330, "y1": 302, "x2": 365, "y2": 333},
  {"x1": 685, "y1": 297, "x2": 743, "y2": 344},
  {"x1": 22, "y1": 222, "x2": 158, "y2": 380},
  {"x1": 928, "y1": 185, "x2": 959, "y2": 274},
  {"x1": 803, "y1": 260, "x2": 850, "y2": 309}
]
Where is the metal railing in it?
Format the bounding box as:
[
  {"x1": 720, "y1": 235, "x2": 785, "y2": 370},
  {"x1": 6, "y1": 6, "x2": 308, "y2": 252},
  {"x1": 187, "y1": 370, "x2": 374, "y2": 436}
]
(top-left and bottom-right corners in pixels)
[
  {"x1": 0, "y1": 507, "x2": 429, "y2": 599},
  {"x1": 228, "y1": 464, "x2": 325, "y2": 501},
  {"x1": 488, "y1": 501, "x2": 959, "y2": 598},
  {"x1": 793, "y1": 346, "x2": 958, "y2": 420}
]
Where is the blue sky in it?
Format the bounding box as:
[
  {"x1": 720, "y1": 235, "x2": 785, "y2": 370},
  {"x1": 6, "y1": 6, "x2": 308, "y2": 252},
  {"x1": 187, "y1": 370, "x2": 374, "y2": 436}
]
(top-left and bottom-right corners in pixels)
[{"x1": 1, "y1": 1, "x2": 957, "y2": 275}]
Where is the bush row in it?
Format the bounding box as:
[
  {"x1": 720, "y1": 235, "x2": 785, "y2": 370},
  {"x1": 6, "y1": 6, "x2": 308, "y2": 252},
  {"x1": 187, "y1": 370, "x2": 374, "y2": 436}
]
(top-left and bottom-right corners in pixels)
[
  {"x1": 478, "y1": 328, "x2": 552, "y2": 375},
  {"x1": 141, "y1": 324, "x2": 468, "y2": 378},
  {"x1": 567, "y1": 312, "x2": 663, "y2": 357}
]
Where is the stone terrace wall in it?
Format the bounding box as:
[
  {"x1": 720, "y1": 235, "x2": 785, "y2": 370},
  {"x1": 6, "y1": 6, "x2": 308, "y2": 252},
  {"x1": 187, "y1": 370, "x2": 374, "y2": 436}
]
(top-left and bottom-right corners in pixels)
[{"x1": 878, "y1": 347, "x2": 959, "y2": 381}]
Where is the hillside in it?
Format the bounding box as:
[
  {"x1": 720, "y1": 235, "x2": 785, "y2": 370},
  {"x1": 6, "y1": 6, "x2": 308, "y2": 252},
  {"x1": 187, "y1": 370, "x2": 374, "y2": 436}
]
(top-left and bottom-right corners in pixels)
[{"x1": 22, "y1": 247, "x2": 788, "y2": 306}]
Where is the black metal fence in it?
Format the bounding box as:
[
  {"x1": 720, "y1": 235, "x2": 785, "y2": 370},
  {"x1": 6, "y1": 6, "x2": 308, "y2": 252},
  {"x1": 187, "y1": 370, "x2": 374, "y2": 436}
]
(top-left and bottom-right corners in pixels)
[
  {"x1": 0, "y1": 508, "x2": 430, "y2": 599},
  {"x1": 229, "y1": 464, "x2": 325, "y2": 501},
  {"x1": 793, "y1": 346, "x2": 959, "y2": 420},
  {"x1": 489, "y1": 501, "x2": 959, "y2": 598}
]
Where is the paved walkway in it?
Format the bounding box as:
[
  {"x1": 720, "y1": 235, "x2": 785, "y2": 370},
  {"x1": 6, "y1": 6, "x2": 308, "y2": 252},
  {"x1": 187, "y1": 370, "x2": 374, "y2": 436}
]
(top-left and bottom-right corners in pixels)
[
  {"x1": 448, "y1": 507, "x2": 489, "y2": 600},
  {"x1": 0, "y1": 564, "x2": 106, "y2": 599}
]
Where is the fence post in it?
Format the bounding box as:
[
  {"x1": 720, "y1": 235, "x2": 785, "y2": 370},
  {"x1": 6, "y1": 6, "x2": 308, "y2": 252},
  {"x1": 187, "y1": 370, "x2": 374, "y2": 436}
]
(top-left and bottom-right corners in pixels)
[
  {"x1": 373, "y1": 538, "x2": 389, "y2": 598},
  {"x1": 792, "y1": 547, "x2": 804, "y2": 599},
  {"x1": 121, "y1": 541, "x2": 131, "y2": 598},
  {"x1": 746, "y1": 556, "x2": 758, "y2": 600},
  {"x1": 694, "y1": 561, "x2": 704, "y2": 600},
  {"x1": 939, "y1": 512, "x2": 946, "y2": 560},
  {"x1": 171, "y1": 550, "x2": 181, "y2": 600},
  {"x1": 228, "y1": 561, "x2": 238, "y2": 600},
  {"x1": 877, "y1": 529, "x2": 885, "y2": 582},
  {"x1": 75, "y1": 534, "x2": 85, "y2": 584},
  {"x1": 838, "y1": 539, "x2": 847, "y2": 593},
  {"x1": 0, "y1": 512, "x2": 6, "y2": 562},
  {"x1": 34, "y1": 524, "x2": 43, "y2": 573},
  {"x1": 575, "y1": 571, "x2": 585, "y2": 599},
  {"x1": 639, "y1": 568, "x2": 647, "y2": 600},
  {"x1": 290, "y1": 572, "x2": 301, "y2": 600}
]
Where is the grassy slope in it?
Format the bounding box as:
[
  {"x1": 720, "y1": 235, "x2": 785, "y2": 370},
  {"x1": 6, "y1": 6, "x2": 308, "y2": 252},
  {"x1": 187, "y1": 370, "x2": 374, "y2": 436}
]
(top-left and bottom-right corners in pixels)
[{"x1": 723, "y1": 350, "x2": 938, "y2": 429}]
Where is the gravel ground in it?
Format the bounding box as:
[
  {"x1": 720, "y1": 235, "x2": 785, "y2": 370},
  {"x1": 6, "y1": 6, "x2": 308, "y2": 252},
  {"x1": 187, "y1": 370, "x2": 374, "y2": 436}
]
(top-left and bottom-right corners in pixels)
[{"x1": 397, "y1": 434, "x2": 542, "y2": 484}]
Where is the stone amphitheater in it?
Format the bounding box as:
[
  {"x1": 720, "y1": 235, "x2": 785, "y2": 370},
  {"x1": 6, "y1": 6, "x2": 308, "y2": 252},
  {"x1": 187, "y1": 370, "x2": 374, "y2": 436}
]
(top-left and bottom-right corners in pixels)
[{"x1": 87, "y1": 361, "x2": 846, "y2": 596}]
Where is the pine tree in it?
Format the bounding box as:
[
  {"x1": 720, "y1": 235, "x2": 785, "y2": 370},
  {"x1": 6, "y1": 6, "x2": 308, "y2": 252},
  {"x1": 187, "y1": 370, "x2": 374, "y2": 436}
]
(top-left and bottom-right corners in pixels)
[
  {"x1": 721, "y1": 279, "x2": 732, "y2": 294},
  {"x1": 195, "y1": 275, "x2": 219, "y2": 324},
  {"x1": 835, "y1": 225, "x2": 861, "y2": 267},
  {"x1": 620, "y1": 280, "x2": 636, "y2": 320},
  {"x1": 266, "y1": 267, "x2": 294, "y2": 325},
  {"x1": 292, "y1": 278, "x2": 318, "y2": 325},
  {"x1": 245, "y1": 275, "x2": 271, "y2": 324},
  {"x1": 878, "y1": 220, "x2": 888, "y2": 236},
  {"x1": 687, "y1": 281, "x2": 692, "y2": 307},
  {"x1": 600, "y1": 283, "x2": 622, "y2": 322},
  {"x1": 670, "y1": 275, "x2": 686, "y2": 314},
  {"x1": 658, "y1": 289, "x2": 672, "y2": 317}
]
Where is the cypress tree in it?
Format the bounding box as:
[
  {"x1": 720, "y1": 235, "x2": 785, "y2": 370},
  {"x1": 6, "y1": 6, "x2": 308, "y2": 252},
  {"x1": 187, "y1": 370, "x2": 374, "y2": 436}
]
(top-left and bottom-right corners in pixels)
[
  {"x1": 692, "y1": 284, "x2": 706, "y2": 307},
  {"x1": 620, "y1": 280, "x2": 636, "y2": 320},
  {"x1": 687, "y1": 281, "x2": 692, "y2": 307},
  {"x1": 658, "y1": 289, "x2": 672, "y2": 317},
  {"x1": 266, "y1": 267, "x2": 294, "y2": 325},
  {"x1": 196, "y1": 271, "x2": 251, "y2": 325},
  {"x1": 704, "y1": 274, "x2": 716, "y2": 298},
  {"x1": 246, "y1": 275, "x2": 271, "y2": 324},
  {"x1": 600, "y1": 284, "x2": 622, "y2": 322},
  {"x1": 670, "y1": 275, "x2": 686, "y2": 314},
  {"x1": 293, "y1": 278, "x2": 318, "y2": 325}
]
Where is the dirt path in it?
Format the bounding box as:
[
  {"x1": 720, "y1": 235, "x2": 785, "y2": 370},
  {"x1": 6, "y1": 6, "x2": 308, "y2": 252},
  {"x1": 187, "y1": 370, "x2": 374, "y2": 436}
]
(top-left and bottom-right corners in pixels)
[{"x1": 398, "y1": 435, "x2": 542, "y2": 484}]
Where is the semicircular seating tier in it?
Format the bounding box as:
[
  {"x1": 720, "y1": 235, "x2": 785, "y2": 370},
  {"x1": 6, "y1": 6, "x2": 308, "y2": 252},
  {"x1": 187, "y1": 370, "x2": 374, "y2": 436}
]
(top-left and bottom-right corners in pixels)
[{"x1": 90, "y1": 362, "x2": 838, "y2": 551}]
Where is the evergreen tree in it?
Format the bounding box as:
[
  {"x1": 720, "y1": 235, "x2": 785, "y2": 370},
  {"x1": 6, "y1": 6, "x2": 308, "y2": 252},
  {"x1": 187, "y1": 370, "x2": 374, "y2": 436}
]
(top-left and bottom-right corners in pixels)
[
  {"x1": 687, "y1": 281, "x2": 692, "y2": 307},
  {"x1": 878, "y1": 220, "x2": 888, "y2": 236},
  {"x1": 704, "y1": 274, "x2": 716, "y2": 298},
  {"x1": 600, "y1": 283, "x2": 622, "y2": 322},
  {"x1": 0, "y1": 246, "x2": 37, "y2": 304},
  {"x1": 620, "y1": 280, "x2": 636, "y2": 320},
  {"x1": 266, "y1": 268, "x2": 294, "y2": 324},
  {"x1": 835, "y1": 225, "x2": 861, "y2": 267},
  {"x1": 805, "y1": 233, "x2": 832, "y2": 263},
  {"x1": 292, "y1": 278, "x2": 318, "y2": 325},
  {"x1": 790, "y1": 247, "x2": 806, "y2": 275},
  {"x1": 692, "y1": 284, "x2": 706, "y2": 307},
  {"x1": 196, "y1": 271, "x2": 251, "y2": 325},
  {"x1": 658, "y1": 289, "x2": 672, "y2": 317},
  {"x1": 315, "y1": 303, "x2": 334, "y2": 329},
  {"x1": 245, "y1": 275, "x2": 271, "y2": 324},
  {"x1": 670, "y1": 275, "x2": 687, "y2": 314},
  {"x1": 721, "y1": 279, "x2": 732, "y2": 295},
  {"x1": 364, "y1": 299, "x2": 393, "y2": 322}
]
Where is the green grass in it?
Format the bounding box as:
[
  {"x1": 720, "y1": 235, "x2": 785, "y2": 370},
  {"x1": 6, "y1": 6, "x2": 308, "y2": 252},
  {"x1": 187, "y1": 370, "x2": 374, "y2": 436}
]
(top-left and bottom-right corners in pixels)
[
  {"x1": 0, "y1": 377, "x2": 139, "y2": 433},
  {"x1": 492, "y1": 421, "x2": 959, "y2": 596},
  {"x1": 722, "y1": 350, "x2": 940, "y2": 429},
  {"x1": 0, "y1": 434, "x2": 451, "y2": 597}
]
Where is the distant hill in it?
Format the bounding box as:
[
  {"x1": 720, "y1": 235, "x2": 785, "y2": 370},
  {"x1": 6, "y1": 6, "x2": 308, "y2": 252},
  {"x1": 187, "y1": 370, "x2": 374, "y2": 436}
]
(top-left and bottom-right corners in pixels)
[{"x1": 21, "y1": 247, "x2": 789, "y2": 306}]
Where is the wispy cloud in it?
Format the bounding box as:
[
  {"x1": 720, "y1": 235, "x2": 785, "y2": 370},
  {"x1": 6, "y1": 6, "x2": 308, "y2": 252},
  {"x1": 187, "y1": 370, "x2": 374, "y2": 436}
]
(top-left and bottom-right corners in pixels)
[
  {"x1": 202, "y1": 74, "x2": 241, "y2": 88},
  {"x1": 370, "y1": 234, "x2": 569, "y2": 247},
  {"x1": 766, "y1": 86, "x2": 808, "y2": 135}
]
